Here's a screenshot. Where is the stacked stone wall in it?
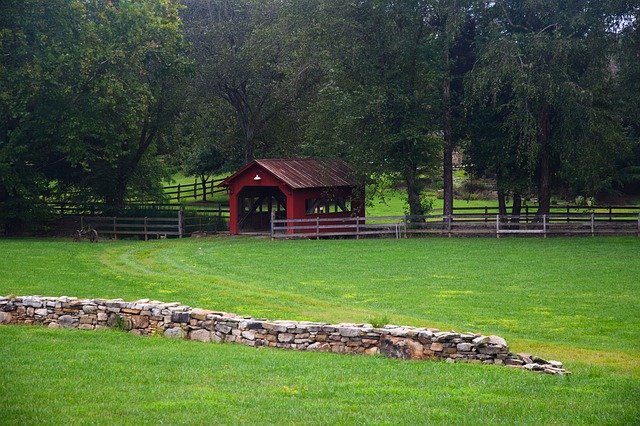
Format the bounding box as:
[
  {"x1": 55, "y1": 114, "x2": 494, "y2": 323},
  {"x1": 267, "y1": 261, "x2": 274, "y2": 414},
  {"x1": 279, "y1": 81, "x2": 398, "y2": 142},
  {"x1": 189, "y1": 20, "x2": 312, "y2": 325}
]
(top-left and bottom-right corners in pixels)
[{"x1": 0, "y1": 295, "x2": 569, "y2": 375}]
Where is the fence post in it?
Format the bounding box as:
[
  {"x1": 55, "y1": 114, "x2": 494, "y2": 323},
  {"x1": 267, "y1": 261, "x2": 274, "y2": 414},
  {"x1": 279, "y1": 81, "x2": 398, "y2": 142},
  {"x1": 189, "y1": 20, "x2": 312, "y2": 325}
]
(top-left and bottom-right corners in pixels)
[
  {"x1": 591, "y1": 213, "x2": 595, "y2": 237},
  {"x1": 144, "y1": 217, "x2": 148, "y2": 241},
  {"x1": 403, "y1": 215, "x2": 407, "y2": 238},
  {"x1": 543, "y1": 214, "x2": 547, "y2": 238},
  {"x1": 178, "y1": 209, "x2": 184, "y2": 238},
  {"x1": 566, "y1": 207, "x2": 570, "y2": 223},
  {"x1": 609, "y1": 206, "x2": 612, "y2": 221},
  {"x1": 496, "y1": 214, "x2": 500, "y2": 238},
  {"x1": 113, "y1": 216, "x2": 117, "y2": 239},
  {"x1": 193, "y1": 182, "x2": 197, "y2": 199},
  {"x1": 316, "y1": 217, "x2": 320, "y2": 240},
  {"x1": 484, "y1": 207, "x2": 488, "y2": 223},
  {"x1": 447, "y1": 215, "x2": 452, "y2": 238},
  {"x1": 356, "y1": 216, "x2": 360, "y2": 240}
]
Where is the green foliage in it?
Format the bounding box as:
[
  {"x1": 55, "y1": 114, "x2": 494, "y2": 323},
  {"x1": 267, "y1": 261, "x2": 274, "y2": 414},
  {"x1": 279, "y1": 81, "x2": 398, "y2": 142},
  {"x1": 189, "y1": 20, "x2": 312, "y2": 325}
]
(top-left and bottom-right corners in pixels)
[
  {"x1": 367, "y1": 315, "x2": 391, "y2": 328},
  {"x1": 0, "y1": 0, "x2": 191, "y2": 232}
]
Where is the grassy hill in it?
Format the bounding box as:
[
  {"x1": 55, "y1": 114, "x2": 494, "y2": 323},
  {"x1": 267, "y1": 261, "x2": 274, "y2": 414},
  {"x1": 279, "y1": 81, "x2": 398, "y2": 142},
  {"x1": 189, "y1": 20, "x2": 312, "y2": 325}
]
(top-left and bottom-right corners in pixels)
[{"x1": 1, "y1": 236, "x2": 639, "y2": 423}]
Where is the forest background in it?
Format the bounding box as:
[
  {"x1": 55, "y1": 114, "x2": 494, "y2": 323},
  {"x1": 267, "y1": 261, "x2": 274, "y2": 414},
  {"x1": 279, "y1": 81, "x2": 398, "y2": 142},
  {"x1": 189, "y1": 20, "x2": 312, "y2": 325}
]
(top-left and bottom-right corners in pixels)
[{"x1": 1, "y1": 0, "x2": 638, "y2": 232}]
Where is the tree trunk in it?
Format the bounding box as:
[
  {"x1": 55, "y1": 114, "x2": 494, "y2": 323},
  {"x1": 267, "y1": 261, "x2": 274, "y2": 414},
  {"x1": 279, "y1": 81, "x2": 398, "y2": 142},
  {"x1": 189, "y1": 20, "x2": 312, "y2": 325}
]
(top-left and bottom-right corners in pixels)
[
  {"x1": 403, "y1": 159, "x2": 423, "y2": 219},
  {"x1": 511, "y1": 193, "x2": 522, "y2": 224},
  {"x1": 497, "y1": 188, "x2": 507, "y2": 221},
  {"x1": 200, "y1": 175, "x2": 208, "y2": 201},
  {"x1": 442, "y1": 52, "x2": 454, "y2": 218},
  {"x1": 537, "y1": 104, "x2": 552, "y2": 216}
]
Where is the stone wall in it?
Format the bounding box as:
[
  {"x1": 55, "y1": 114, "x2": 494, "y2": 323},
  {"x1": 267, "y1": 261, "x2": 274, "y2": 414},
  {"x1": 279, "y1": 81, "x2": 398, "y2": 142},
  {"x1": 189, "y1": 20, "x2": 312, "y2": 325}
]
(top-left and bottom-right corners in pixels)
[{"x1": 0, "y1": 295, "x2": 569, "y2": 375}]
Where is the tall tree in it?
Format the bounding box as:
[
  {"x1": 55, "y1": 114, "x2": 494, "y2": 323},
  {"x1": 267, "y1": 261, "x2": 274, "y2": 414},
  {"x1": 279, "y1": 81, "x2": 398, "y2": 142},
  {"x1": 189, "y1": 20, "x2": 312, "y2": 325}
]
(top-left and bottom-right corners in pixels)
[
  {"x1": 304, "y1": 0, "x2": 442, "y2": 216},
  {"x1": 468, "y1": 0, "x2": 631, "y2": 214},
  {"x1": 181, "y1": 0, "x2": 321, "y2": 164},
  {"x1": 429, "y1": 1, "x2": 476, "y2": 217}
]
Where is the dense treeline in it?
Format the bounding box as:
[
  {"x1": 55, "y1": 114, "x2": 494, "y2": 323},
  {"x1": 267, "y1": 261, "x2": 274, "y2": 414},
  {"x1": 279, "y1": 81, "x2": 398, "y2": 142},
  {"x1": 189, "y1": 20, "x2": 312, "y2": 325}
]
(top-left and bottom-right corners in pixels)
[{"x1": 1, "y1": 0, "x2": 638, "y2": 232}]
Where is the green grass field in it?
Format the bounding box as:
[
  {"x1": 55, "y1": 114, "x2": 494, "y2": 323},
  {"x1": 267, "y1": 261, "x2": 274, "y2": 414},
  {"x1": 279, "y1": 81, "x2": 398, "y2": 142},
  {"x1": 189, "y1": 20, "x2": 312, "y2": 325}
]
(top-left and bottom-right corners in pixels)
[{"x1": 1, "y1": 236, "x2": 639, "y2": 424}]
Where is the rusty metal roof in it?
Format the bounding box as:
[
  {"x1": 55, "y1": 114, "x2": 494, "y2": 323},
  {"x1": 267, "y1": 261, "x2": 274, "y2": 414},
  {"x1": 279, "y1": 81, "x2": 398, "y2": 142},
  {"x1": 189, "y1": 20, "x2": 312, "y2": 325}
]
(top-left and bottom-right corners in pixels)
[{"x1": 222, "y1": 158, "x2": 359, "y2": 189}]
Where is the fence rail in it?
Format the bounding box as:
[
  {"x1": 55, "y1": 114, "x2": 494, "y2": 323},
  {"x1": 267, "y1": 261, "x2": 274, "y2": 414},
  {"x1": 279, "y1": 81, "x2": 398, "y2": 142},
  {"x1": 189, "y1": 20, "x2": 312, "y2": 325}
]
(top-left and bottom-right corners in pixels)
[
  {"x1": 270, "y1": 212, "x2": 640, "y2": 239},
  {"x1": 163, "y1": 178, "x2": 227, "y2": 202}
]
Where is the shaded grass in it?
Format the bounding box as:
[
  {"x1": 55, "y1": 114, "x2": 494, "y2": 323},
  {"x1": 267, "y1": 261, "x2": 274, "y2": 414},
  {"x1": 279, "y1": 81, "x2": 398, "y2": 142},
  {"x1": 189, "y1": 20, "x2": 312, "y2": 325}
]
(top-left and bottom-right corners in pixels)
[
  {"x1": 1, "y1": 236, "x2": 639, "y2": 423},
  {"x1": 1, "y1": 327, "x2": 639, "y2": 425}
]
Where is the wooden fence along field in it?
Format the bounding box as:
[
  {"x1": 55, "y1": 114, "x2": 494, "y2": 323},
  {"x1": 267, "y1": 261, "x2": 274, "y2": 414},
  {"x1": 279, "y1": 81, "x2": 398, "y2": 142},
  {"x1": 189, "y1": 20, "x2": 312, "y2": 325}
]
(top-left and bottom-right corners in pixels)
[
  {"x1": 49, "y1": 204, "x2": 229, "y2": 240},
  {"x1": 271, "y1": 206, "x2": 640, "y2": 239}
]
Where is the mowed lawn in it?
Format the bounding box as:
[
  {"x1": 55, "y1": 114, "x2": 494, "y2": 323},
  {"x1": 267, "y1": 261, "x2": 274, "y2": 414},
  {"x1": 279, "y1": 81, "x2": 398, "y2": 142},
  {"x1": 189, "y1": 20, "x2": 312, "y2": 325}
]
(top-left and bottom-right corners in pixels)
[{"x1": 1, "y1": 236, "x2": 639, "y2": 424}]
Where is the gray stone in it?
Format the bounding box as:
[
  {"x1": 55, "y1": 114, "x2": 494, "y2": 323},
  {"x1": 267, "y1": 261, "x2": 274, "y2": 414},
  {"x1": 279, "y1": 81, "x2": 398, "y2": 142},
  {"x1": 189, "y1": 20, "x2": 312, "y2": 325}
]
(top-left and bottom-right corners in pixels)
[
  {"x1": 241, "y1": 330, "x2": 255, "y2": 340},
  {"x1": 457, "y1": 343, "x2": 473, "y2": 352},
  {"x1": 488, "y1": 335, "x2": 507, "y2": 347},
  {"x1": 23, "y1": 297, "x2": 43, "y2": 308},
  {"x1": 339, "y1": 327, "x2": 360, "y2": 337},
  {"x1": 472, "y1": 335, "x2": 490, "y2": 345},
  {"x1": 58, "y1": 315, "x2": 78, "y2": 328},
  {"x1": 82, "y1": 305, "x2": 98, "y2": 314},
  {"x1": 47, "y1": 322, "x2": 60, "y2": 329},
  {"x1": 35, "y1": 308, "x2": 48, "y2": 317},
  {"x1": 164, "y1": 327, "x2": 185, "y2": 339},
  {"x1": 97, "y1": 312, "x2": 108, "y2": 322},
  {"x1": 215, "y1": 324, "x2": 232, "y2": 334},
  {"x1": 434, "y1": 332, "x2": 458, "y2": 342},
  {"x1": 548, "y1": 360, "x2": 563, "y2": 368},
  {"x1": 189, "y1": 329, "x2": 211, "y2": 342}
]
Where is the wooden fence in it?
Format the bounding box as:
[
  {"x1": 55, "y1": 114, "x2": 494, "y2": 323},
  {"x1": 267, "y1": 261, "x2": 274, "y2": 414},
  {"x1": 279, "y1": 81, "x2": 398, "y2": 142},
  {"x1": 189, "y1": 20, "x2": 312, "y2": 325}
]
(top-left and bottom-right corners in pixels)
[
  {"x1": 271, "y1": 211, "x2": 640, "y2": 239},
  {"x1": 163, "y1": 178, "x2": 227, "y2": 202},
  {"x1": 49, "y1": 203, "x2": 230, "y2": 239},
  {"x1": 80, "y1": 215, "x2": 183, "y2": 239}
]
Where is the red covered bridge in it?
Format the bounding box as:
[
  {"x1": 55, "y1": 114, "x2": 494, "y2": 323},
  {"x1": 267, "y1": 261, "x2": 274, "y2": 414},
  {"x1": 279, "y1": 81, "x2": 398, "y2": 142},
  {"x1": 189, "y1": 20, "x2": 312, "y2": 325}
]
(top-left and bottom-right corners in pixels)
[{"x1": 221, "y1": 158, "x2": 365, "y2": 235}]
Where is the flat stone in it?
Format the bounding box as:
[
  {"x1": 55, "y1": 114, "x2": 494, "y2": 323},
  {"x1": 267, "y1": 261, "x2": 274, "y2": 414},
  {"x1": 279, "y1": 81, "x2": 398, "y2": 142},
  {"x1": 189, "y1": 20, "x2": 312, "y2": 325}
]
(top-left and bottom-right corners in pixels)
[
  {"x1": 78, "y1": 324, "x2": 94, "y2": 330},
  {"x1": 97, "y1": 312, "x2": 108, "y2": 322},
  {"x1": 35, "y1": 308, "x2": 48, "y2": 317},
  {"x1": 58, "y1": 315, "x2": 78, "y2": 328},
  {"x1": 189, "y1": 329, "x2": 211, "y2": 342},
  {"x1": 339, "y1": 327, "x2": 361, "y2": 337},
  {"x1": 278, "y1": 333, "x2": 294, "y2": 343},
  {"x1": 548, "y1": 360, "x2": 563, "y2": 368},
  {"x1": 164, "y1": 328, "x2": 185, "y2": 339},
  {"x1": 215, "y1": 324, "x2": 232, "y2": 334},
  {"x1": 47, "y1": 322, "x2": 60, "y2": 329},
  {"x1": 191, "y1": 309, "x2": 214, "y2": 321},
  {"x1": 472, "y1": 335, "x2": 490, "y2": 345},
  {"x1": 434, "y1": 332, "x2": 458, "y2": 342},
  {"x1": 83, "y1": 305, "x2": 98, "y2": 314}
]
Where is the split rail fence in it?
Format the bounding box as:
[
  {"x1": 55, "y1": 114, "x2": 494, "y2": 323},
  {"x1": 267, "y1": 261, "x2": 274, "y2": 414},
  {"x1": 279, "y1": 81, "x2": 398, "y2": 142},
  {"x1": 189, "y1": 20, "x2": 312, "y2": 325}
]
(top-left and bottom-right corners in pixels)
[{"x1": 271, "y1": 210, "x2": 640, "y2": 239}]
